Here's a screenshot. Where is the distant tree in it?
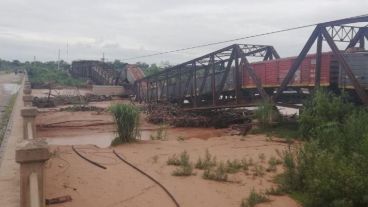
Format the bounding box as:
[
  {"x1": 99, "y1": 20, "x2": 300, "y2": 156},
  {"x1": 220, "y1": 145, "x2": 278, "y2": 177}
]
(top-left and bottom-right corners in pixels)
[
  {"x1": 144, "y1": 63, "x2": 163, "y2": 76},
  {"x1": 135, "y1": 62, "x2": 149, "y2": 70}
]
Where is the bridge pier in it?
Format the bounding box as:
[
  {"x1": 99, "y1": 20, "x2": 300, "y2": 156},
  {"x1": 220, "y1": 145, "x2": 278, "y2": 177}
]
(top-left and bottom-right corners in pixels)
[
  {"x1": 21, "y1": 107, "x2": 38, "y2": 140},
  {"x1": 16, "y1": 139, "x2": 50, "y2": 207}
]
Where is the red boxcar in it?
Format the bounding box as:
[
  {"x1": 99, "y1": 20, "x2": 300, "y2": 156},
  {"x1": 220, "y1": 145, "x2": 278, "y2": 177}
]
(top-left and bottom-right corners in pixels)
[{"x1": 243, "y1": 52, "x2": 333, "y2": 88}]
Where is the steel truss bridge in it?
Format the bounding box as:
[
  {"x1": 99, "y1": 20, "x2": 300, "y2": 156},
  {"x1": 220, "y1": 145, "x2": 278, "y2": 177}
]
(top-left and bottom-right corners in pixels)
[{"x1": 133, "y1": 15, "x2": 368, "y2": 109}]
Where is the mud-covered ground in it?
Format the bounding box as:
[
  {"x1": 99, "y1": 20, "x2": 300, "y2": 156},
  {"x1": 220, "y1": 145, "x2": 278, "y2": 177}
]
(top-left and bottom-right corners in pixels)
[{"x1": 37, "y1": 99, "x2": 301, "y2": 207}]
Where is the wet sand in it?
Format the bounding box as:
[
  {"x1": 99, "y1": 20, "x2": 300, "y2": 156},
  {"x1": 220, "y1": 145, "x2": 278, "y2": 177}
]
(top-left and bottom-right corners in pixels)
[{"x1": 45, "y1": 134, "x2": 301, "y2": 207}]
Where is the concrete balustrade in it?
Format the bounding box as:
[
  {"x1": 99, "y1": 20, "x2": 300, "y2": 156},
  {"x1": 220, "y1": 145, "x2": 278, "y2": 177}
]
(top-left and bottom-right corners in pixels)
[
  {"x1": 23, "y1": 86, "x2": 32, "y2": 95},
  {"x1": 16, "y1": 139, "x2": 50, "y2": 207},
  {"x1": 21, "y1": 107, "x2": 38, "y2": 139},
  {"x1": 23, "y1": 95, "x2": 33, "y2": 107}
]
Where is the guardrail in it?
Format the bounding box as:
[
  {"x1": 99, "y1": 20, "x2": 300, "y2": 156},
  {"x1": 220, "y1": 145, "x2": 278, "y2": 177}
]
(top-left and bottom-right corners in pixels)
[{"x1": 16, "y1": 75, "x2": 50, "y2": 207}]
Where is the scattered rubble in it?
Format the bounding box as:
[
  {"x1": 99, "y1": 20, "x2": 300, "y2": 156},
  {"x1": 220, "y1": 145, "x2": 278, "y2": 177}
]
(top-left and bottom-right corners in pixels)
[
  {"x1": 33, "y1": 94, "x2": 112, "y2": 108},
  {"x1": 145, "y1": 103, "x2": 253, "y2": 129}
]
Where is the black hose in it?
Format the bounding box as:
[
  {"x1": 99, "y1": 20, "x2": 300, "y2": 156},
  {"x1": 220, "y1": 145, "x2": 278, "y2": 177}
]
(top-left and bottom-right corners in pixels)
[
  {"x1": 72, "y1": 146, "x2": 107, "y2": 170},
  {"x1": 113, "y1": 150, "x2": 180, "y2": 207}
]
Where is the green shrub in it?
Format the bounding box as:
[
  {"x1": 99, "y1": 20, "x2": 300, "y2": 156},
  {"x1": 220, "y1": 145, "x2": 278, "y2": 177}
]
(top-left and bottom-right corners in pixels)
[
  {"x1": 255, "y1": 101, "x2": 279, "y2": 127},
  {"x1": 150, "y1": 124, "x2": 168, "y2": 140},
  {"x1": 167, "y1": 151, "x2": 190, "y2": 166},
  {"x1": 203, "y1": 162, "x2": 228, "y2": 182},
  {"x1": 110, "y1": 104, "x2": 140, "y2": 144},
  {"x1": 225, "y1": 159, "x2": 244, "y2": 173},
  {"x1": 241, "y1": 189, "x2": 270, "y2": 207},
  {"x1": 168, "y1": 151, "x2": 194, "y2": 176},
  {"x1": 172, "y1": 164, "x2": 193, "y2": 176},
  {"x1": 280, "y1": 89, "x2": 368, "y2": 207},
  {"x1": 195, "y1": 149, "x2": 217, "y2": 170}
]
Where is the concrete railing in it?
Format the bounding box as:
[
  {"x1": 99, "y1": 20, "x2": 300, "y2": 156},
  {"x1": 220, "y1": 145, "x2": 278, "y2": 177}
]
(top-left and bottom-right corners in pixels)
[{"x1": 16, "y1": 75, "x2": 50, "y2": 207}]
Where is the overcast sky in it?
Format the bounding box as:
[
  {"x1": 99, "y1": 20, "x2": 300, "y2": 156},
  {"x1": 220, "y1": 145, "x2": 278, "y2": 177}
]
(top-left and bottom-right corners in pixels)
[{"x1": 0, "y1": 0, "x2": 367, "y2": 65}]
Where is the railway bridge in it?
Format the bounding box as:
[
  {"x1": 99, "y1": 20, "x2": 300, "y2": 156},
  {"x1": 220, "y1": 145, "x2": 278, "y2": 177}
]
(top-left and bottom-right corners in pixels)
[{"x1": 134, "y1": 15, "x2": 368, "y2": 109}]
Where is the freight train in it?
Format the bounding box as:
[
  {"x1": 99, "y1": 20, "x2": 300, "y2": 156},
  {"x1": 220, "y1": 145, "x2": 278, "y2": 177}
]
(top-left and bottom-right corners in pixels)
[{"x1": 244, "y1": 51, "x2": 368, "y2": 90}]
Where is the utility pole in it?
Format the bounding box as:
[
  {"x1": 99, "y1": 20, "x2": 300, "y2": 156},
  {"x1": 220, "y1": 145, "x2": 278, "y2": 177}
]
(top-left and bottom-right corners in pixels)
[
  {"x1": 57, "y1": 49, "x2": 60, "y2": 70},
  {"x1": 66, "y1": 41, "x2": 69, "y2": 63}
]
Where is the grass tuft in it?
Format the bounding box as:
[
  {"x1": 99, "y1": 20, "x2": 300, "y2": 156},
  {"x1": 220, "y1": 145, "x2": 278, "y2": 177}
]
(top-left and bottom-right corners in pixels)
[
  {"x1": 203, "y1": 162, "x2": 228, "y2": 182},
  {"x1": 195, "y1": 149, "x2": 217, "y2": 170},
  {"x1": 110, "y1": 104, "x2": 140, "y2": 145},
  {"x1": 241, "y1": 189, "x2": 270, "y2": 207}
]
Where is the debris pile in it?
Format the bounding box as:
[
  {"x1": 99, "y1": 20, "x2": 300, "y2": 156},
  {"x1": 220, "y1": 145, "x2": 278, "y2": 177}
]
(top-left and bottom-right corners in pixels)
[
  {"x1": 33, "y1": 94, "x2": 112, "y2": 108},
  {"x1": 146, "y1": 103, "x2": 253, "y2": 128}
]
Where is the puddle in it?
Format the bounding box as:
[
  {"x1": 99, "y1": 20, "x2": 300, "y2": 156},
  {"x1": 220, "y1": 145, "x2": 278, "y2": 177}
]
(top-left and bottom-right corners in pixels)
[
  {"x1": 46, "y1": 129, "x2": 156, "y2": 148},
  {"x1": 2, "y1": 83, "x2": 20, "y2": 95}
]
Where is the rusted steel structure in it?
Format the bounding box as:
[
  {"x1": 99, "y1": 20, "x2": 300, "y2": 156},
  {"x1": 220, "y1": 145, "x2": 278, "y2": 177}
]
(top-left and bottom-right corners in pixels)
[
  {"x1": 274, "y1": 15, "x2": 368, "y2": 105},
  {"x1": 134, "y1": 44, "x2": 280, "y2": 108},
  {"x1": 134, "y1": 15, "x2": 368, "y2": 108},
  {"x1": 71, "y1": 61, "x2": 144, "y2": 86}
]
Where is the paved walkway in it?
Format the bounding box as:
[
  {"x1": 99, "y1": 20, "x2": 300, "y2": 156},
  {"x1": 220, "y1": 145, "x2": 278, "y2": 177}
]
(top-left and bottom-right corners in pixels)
[{"x1": 0, "y1": 78, "x2": 24, "y2": 207}]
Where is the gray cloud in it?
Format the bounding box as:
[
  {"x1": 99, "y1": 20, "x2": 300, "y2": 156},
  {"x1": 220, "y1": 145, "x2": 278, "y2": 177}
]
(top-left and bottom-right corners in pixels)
[{"x1": 0, "y1": 0, "x2": 367, "y2": 64}]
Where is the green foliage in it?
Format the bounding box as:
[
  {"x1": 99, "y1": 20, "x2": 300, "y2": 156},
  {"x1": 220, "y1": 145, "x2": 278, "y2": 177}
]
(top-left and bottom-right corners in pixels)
[
  {"x1": 241, "y1": 189, "x2": 270, "y2": 207},
  {"x1": 203, "y1": 162, "x2": 228, "y2": 182},
  {"x1": 255, "y1": 101, "x2": 279, "y2": 127},
  {"x1": 28, "y1": 63, "x2": 84, "y2": 87},
  {"x1": 110, "y1": 104, "x2": 140, "y2": 144},
  {"x1": 172, "y1": 164, "x2": 193, "y2": 176},
  {"x1": 150, "y1": 124, "x2": 167, "y2": 140},
  {"x1": 0, "y1": 93, "x2": 17, "y2": 145},
  {"x1": 167, "y1": 151, "x2": 193, "y2": 176},
  {"x1": 250, "y1": 119, "x2": 299, "y2": 139},
  {"x1": 267, "y1": 156, "x2": 282, "y2": 172},
  {"x1": 280, "y1": 89, "x2": 368, "y2": 207},
  {"x1": 299, "y1": 89, "x2": 353, "y2": 139},
  {"x1": 195, "y1": 149, "x2": 217, "y2": 170},
  {"x1": 225, "y1": 159, "x2": 244, "y2": 173}
]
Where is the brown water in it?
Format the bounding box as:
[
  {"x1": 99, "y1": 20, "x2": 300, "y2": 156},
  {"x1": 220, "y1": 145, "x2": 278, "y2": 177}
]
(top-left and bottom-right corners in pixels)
[{"x1": 46, "y1": 129, "x2": 156, "y2": 148}]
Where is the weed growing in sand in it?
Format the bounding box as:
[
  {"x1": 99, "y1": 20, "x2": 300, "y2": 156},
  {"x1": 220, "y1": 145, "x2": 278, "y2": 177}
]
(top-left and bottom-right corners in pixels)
[
  {"x1": 167, "y1": 151, "x2": 193, "y2": 176},
  {"x1": 176, "y1": 136, "x2": 185, "y2": 141},
  {"x1": 0, "y1": 93, "x2": 17, "y2": 145},
  {"x1": 266, "y1": 156, "x2": 282, "y2": 172},
  {"x1": 258, "y1": 153, "x2": 266, "y2": 163},
  {"x1": 150, "y1": 124, "x2": 168, "y2": 140},
  {"x1": 203, "y1": 162, "x2": 228, "y2": 182},
  {"x1": 241, "y1": 189, "x2": 270, "y2": 207},
  {"x1": 225, "y1": 159, "x2": 244, "y2": 173},
  {"x1": 152, "y1": 155, "x2": 159, "y2": 163},
  {"x1": 195, "y1": 149, "x2": 217, "y2": 170},
  {"x1": 252, "y1": 165, "x2": 265, "y2": 177},
  {"x1": 265, "y1": 186, "x2": 285, "y2": 196},
  {"x1": 167, "y1": 154, "x2": 180, "y2": 166},
  {"x1": 172, "y1": 164, "x2": 193, "y2": 176},
  {"x1": 110, "y1": 104, "x2": 140, "y2": 145}
]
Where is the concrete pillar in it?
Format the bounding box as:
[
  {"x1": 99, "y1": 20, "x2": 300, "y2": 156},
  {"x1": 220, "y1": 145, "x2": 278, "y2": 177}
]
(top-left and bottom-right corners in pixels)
[
  {"x1": 16, "y1": 139, "x2": 50, "y2": 207},
  {"x1": 23, "y1": 95, "x2": 33, "y2": 107},
  {"x1": 21, "y1": 107, "x2": 38, "y2": 139},
  {"x1": 23, "y1": 85, "x2": 32, "y2": 95}
]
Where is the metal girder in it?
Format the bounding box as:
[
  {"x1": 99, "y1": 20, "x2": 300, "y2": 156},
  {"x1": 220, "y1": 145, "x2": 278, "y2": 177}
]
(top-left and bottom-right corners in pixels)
[
  {"x1": 346, "y1": 27, "x2": 367, "y2": 49},
  {"x1": 315, "y1": 33, "x2": 323, "y2": 87},
  {"x1": 135, "y1": 43, "x2": 278, "y2": 105},
  {"x1": 237, "y1": 46, "x2": 269, "y2": 101},
  {"x1": 274, "y1": 15, "x2": 368, "y2": 105},
  {"x1": 321, "y1": 27, "x2": 368, "y2": 105},
  {"x1": 273, "y1": 26, "x2": 321, "y2": 101}
]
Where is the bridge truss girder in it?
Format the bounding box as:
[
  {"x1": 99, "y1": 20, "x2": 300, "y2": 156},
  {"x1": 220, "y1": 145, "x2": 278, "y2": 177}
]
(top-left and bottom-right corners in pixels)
[
  {"x1": 134, "y1": 44, "x2": 279, "y2": 108},
  {"x1": 273, "y1": 15, "x2": 368, "y2": 105}
]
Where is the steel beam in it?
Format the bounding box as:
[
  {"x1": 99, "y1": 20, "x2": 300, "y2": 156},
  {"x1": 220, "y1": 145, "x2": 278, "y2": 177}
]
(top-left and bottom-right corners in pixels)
[
  {"x1": 237, "y1": 45, "x2": 269, "y2": 101},
  {"x1": 273, "y1": 26, "x2": 320, "y2": 101},
  {"x1": 322, "y1": 27, "x2": 368, "y2": 105},
  {"x1": 315, "y1": 33, "x2": 323, "y2": 87}
]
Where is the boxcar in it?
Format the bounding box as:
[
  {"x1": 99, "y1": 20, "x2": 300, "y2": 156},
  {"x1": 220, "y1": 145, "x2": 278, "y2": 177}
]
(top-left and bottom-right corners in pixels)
[{"x1": 243, "y1": 52, "x2": 368, "y2": 90}]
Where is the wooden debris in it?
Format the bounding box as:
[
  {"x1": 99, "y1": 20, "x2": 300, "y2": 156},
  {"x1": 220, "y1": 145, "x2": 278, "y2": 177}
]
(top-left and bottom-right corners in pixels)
[{"x1": 46, "y1": 195, "x2": 72, "y2": 205}]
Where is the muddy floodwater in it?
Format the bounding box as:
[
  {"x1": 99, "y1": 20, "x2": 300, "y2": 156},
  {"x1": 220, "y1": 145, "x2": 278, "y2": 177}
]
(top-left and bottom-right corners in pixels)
[{"x1": 0, "y1": 73, "x2": 22, "y2": 122}]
